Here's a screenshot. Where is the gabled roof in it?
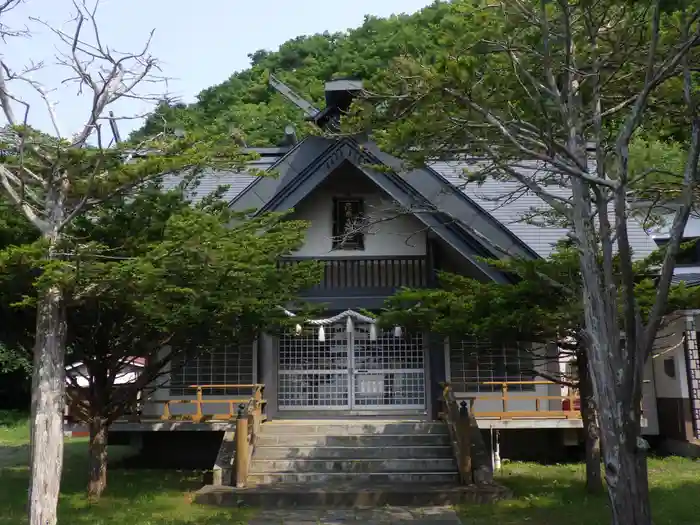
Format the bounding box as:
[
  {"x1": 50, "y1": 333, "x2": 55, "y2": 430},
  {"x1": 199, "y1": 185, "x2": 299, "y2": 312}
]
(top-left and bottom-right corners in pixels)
[
  {"x1": 433, "y1": 161, "x2": 659, "y2": 260},
  {"x1": 174, "y1": 138, "x2": 662, "y2": 268},
  {"x1": 160, "y1": 148, "x2": 282, "y2": 203},
  {"x1": 229, "y1": 136, "x2": 544, "y2": 283}
]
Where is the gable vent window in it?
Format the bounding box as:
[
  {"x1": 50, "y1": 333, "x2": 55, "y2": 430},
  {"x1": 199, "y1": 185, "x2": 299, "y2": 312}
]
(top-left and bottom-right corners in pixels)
[
  {"x1": 332, "y1": 198, "x2": 365, "y2": 250},
  {"x1": 663, "y1": 357, "x2": 676, "y2": 379}
]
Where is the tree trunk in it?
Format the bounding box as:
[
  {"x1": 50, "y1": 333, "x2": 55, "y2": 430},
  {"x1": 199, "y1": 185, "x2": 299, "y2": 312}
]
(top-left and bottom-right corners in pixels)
[
  {"x1": 580, "y1": 274, "x2": 652, "y2": 524},
  {"x1": 604, "y1": 434, "x2": 651, "y2": 525},
  {"x1": 578, "y1": 350, "x2": 602, "y2": 494},
  {"x1": 28, "y1": 285, "x2": 67, "y2": 525},
  {"x1": 583, "y1": 329, "x2": 651, "y2": 523},
  {"x1": 88, "y1": 416, "x2": 108, "y2": 499}
]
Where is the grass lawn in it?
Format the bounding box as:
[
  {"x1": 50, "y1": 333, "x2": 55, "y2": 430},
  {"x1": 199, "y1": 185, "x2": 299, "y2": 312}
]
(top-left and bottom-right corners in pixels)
[
  {"x1": 0, "y1": 411, "x2": 252, "y2": 525},
  {"x1": 3, "y1": 411, "x2": 700, "y2": 524},
  {"x1": 459, "y1": 457, "x2": 700, "y2": 525}
]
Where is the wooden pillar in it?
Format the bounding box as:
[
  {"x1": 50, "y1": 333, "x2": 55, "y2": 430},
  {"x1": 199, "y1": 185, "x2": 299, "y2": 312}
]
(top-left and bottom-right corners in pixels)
[
  {"x1": 194, "y1": 387, "x2": 203, "y2": 422},
  {"x1": 234, "y1": 404, "x2": 249, "y2": 488}
]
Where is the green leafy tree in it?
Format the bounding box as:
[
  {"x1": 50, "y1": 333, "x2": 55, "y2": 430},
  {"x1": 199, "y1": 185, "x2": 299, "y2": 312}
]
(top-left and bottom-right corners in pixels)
[
  {"x1": 0, "y1": 200, "x2": 37, "y2": 377},
  {"x1": 1, "y1": 182, "x2": 321, "y2": 498},
  {"x1": 64, "y1": 187, "x2": 318, "y2": 499},
  {"x1": 356, "y1": 1, "x2": 700, "y2": 522},
  {"x1": 131, "y1": 3, "x2": 458, "y2": 146},
  {"x1": 381, "y1": 243, "x2": 700, "y2": 494}
]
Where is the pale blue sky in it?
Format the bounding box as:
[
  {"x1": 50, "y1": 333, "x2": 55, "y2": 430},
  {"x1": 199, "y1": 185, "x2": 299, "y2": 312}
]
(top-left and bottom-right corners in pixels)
[{"x1": 1, "y1": 0, "x2": 432, "y2": 139}]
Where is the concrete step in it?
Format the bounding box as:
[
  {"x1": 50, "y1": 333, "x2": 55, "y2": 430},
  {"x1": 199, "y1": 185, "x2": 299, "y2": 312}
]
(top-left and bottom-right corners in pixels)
[
  {"x1": 253, "y1": 445, "x2": 454, "y2": 460},
  {"x1": 256, "y1": 433, "x2": 450, "y2": 447},
  {"x1": 197, "y1": 480, "x2": 509, "y2": 508},
  {"x1": 196, "y1": 481, "x2": 511, "y2": 508},
  {"x1": 259, "y1": 421, "x2": 447, "y2": 436},
  {"x1": 247, "y1": 471, "x2": 460, "y2": 485},
  {"x1": 250, "y1": 458, "x2": 457, "y2": 474}
]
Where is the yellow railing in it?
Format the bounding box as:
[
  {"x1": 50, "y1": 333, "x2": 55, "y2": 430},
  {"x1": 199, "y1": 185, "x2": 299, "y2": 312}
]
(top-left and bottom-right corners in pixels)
[
  {"x1": 233, "y1": 385, "x2": 265, "y2": 488},
  {"x1": 462, "y1": 380, "x2": 581, "y2": 420},
  {"x1": 157, "y1": 384, "x2": 266, "y2": 423}
]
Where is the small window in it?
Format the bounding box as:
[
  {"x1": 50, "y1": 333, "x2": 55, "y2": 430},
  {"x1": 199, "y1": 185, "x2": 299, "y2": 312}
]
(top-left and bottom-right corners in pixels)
[
  {"x1": 663, "y1": 357, "x2": 676, "y2": 378},
  {"x1": 332, "y1": 198, "x2": 365, "y2": 250}
]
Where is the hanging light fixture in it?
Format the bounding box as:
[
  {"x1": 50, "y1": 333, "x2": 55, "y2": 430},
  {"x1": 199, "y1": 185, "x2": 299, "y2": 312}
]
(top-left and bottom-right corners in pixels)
[
  {"x1": 393, "y1": 326, "x2": 403, "y2": 338},
  {"x1": 318, "y1": 325, "x2": 326, "y2": 342},
  {"x1": 295, "y1": 324, "x2": 302, "y2": 336}
]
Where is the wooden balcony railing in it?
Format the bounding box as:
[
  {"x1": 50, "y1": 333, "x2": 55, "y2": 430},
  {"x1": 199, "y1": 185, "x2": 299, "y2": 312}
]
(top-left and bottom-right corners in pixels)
[
  {"x1": 154, "y1": 384, "x2": 266, "y2": 423},
  {"x1": 279, "y1": 255, "x2": 431, "y2": 291},
  {"x1": 461, "y1": 380, "x2": 581, "y2": 420}
]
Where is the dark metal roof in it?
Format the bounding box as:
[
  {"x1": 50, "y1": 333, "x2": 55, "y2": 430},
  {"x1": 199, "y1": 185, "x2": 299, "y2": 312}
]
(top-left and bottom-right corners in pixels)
[
  {"x1": 672, "y1": 273, "x2": 700, "y2": 287},
  {"x1": 170, "y1": 137, "x2": 659, "y2": 268}
]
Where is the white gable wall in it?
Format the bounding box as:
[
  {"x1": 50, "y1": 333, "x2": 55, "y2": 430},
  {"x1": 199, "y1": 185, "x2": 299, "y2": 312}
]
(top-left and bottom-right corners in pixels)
[
  {"x1": 652, "y1": 316, "x2": 689, "y2": 400},
  {"x1": 291, "y1": 165, "x2": 427, "y2": 257}
]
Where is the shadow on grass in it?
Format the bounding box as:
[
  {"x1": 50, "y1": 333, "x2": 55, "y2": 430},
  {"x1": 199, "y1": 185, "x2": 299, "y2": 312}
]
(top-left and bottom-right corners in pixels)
[
  {"x1": 458, "y1": 458, "x2": 700, "y2": 525},
  {"x1": 0, "y1": 439, "x2": 250, "y2": 525}
]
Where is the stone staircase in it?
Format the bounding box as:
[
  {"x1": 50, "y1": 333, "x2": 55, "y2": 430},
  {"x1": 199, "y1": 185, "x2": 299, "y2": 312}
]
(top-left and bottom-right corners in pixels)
[
  {"x1": 196, "y1": 419, "x2": 509, "y2": 507},
  {"x1": 248, "y1": 419, "x2": 458, "y2": 485}
]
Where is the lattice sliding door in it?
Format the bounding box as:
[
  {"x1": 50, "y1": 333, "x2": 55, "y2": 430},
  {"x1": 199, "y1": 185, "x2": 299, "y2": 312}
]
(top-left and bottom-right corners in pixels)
[
  {"x1": 278, "y1": 324, "x2": 350, "y2": 410},
  {"x1": 352, "y1": 323, "x2": 426, "y2": 409},
  {"x1": 277, "y1": 322, "x2": 427, "y2": 411}
]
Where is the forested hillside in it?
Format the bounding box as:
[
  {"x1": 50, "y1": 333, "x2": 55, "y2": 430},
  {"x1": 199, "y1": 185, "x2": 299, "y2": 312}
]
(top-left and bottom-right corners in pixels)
[
  {"x1": 134, "y1": 0, "x2": 690, "y2": 149},
  {"x1": 134, "y1": 1, "x2": 455, "y2": 146}
]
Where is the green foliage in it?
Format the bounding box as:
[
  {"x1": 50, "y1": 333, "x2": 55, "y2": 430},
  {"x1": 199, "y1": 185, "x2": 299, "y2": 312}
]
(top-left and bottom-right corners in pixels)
[
  {"x1": 0, "y1": 201, "x2": 37, "y2": 377},
  {"x1": 382, "y1": 244, "x2": 582, "y2": 343},
  {"x1": 131, "y1": 2, "x2": 459, "y2": 146},
  {"x1": 129, "y1": 0, "x2": 695, "y2": 203},
  {"x1": 382, "y1": 244, "x2": 700, "y2": 345},
  {"x1": 0, "y1": 180, "x2": 321, "y2": 421},
  {"x1": 0, "y1": 345, "x2": 30, "y2": 375},
  {"x1": 628, "y1": 137, "x2": 692, "y2": 213},
  {"x1": 350, "y1": 0, "x2": 698, "y2": 200},
  {"x1": 0, "y1": 124, "x2": 251, "y2": 230}
]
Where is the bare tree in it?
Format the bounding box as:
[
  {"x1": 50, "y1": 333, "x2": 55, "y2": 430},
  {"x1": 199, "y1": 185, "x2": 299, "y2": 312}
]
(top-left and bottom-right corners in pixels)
[{"x1": 0, "y1": 2, "x2": 184, "y2": 523}]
